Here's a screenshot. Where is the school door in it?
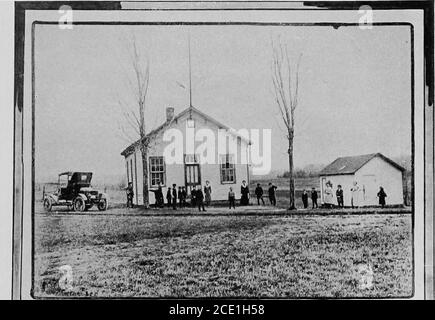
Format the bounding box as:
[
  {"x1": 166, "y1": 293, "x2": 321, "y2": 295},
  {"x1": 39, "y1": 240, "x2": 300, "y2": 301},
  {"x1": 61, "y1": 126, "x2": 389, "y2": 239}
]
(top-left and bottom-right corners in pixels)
[
  {"x1": 184, "y1": 154, "x2": 201, "y2": 194},
  {"x1": 361, "y1": 174, "x2": 377, "y2": 205},
  {"x1": 321, "y1": 177, "x2": 327, "y2": 203}
]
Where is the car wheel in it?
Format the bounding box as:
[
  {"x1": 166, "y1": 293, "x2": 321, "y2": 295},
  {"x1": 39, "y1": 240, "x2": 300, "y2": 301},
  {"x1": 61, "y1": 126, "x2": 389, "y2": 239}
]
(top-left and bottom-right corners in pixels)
[
  {"x1": 73, "y1": 197, "x2": 86, "y2": 212},
  {"x1": 98, "y1": 199, "x2": 107, "y2": 211},
  {"x1": 43, "y1": 198, "x2": 52, "y2": 212}
]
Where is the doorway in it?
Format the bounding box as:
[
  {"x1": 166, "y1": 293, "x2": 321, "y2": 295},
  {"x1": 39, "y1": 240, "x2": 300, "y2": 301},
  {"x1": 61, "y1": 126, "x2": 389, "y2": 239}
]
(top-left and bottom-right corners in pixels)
[
  {"x1": 321, "y1": 177, "x2": 327, "y2": 203},
  {"x1": 184, "y1": 154, "x2": 201, "y2": 194},
  {"x1": 361, "y1": 174, "x2": 377, "y2": 205}
]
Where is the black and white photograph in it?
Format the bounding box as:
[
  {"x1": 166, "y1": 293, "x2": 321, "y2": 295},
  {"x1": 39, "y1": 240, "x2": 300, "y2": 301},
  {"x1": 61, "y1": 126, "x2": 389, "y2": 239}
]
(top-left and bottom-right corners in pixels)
[{"x1": 1, "y1": 0, "x2": 434, "y2": 305}]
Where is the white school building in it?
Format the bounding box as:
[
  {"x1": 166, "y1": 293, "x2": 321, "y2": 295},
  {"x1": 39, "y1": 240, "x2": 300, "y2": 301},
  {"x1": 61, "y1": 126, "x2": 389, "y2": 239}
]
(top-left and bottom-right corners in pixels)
[
  {"x1": 121, "y1": 106, "x2": 251, "y2": 205},
  {"x1": 318, "y1": 153, "x2": 406, "y2": 207}
]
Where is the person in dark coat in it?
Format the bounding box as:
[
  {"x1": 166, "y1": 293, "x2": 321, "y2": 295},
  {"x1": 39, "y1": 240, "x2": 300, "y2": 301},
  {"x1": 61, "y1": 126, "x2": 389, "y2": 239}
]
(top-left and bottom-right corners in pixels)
[
  {"x1": 240, "y1": 180, "x2": 250, "y2": 206},
  {"x1": 166, "y1": 187, "x2": 172, "y2": 207},
  {"x1": 172, "y1": 184, "x2": 177, "y2": 210},
  {"x1": 311, "y1": 187, "x2": 318, "y2": 209},
  {"x1": 336, "y1": 185, "x2": 344, "y2": 208},
  {"x1": 268, "y1": 183, "x2": 277, "y2": 206},
  {"x1": 255, "y1": 183, "x2": 265, "y2": 205},
  {"x1": 178, "y1": 186, "x2": 183, "y2": 208},
  {"x1": 301, "y1": 189, "x2": 309, "y2": 209},
  {"x1": 190, "y1": 187, "x2": 197, "y2": 207},
  {"x1": 181, "y1": 187, "x2": 187, "y2": 207},
  {"x1": 195, "y1": 185, "x2": 206, "y2": 212},
  {"x1": 228, "y1": 187, "x2": 236, "y2": 209},
  {"x1": 377, "y1": 186, "x2": 387, "y2": 207},
  {"x1": 126, "y1": 182, "x2": 134, "y2": 208},
  {"x1": 156, "y1": 181, "x2": 164, "y2": 208},
  {"x1": 204, "y1": 181, "x2": 212, "y2": 206}
]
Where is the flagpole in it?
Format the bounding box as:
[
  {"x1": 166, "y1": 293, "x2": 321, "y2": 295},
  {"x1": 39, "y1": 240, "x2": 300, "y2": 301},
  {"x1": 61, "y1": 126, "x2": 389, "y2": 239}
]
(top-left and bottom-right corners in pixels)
[{"x1": 188, "y1": 31, "x2": 193, "y2": 118}]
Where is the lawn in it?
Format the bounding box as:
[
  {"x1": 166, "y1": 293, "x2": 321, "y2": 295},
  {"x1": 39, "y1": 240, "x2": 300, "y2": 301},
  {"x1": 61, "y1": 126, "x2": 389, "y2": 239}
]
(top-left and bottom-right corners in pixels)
[{"x1": 33, "y1": 211, "x2": 413, "y2": 298}]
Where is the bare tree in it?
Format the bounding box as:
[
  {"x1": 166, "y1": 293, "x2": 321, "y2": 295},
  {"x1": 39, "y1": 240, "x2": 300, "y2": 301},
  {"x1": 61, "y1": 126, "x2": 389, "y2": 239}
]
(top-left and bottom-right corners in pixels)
[
  {"x1": 118, "y1": 38, "x2": 151, "y2": 208},
  {"x1": 271, "y1": 39, "x2": 302, "y2": 210}
]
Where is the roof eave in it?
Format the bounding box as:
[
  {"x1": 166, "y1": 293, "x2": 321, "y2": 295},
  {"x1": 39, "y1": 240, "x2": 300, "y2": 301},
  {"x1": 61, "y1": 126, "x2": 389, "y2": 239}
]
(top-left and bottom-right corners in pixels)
[
  {"x1": 375, "y1": 153, "x2": 406, "y2": 172},
  {"x1": 318, "y1": 172, "x2": 355, "y2": 177}
]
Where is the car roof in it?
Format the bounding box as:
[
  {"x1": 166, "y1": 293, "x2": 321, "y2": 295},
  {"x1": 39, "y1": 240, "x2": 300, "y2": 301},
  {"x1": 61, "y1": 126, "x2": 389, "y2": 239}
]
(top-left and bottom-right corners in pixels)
[{"x1": 58, "y1": 172, "x2": 93, "y2": 176}]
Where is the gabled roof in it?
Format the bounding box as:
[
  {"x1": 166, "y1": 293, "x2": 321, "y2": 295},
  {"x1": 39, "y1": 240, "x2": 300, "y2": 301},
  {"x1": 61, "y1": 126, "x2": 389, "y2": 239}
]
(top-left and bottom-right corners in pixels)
[
  {"x1": 319, "y1": 153, "x2": 405, "y2": 176},
  {"x1": 121, "y1": 106, "x2": 251, "y2": 157}
]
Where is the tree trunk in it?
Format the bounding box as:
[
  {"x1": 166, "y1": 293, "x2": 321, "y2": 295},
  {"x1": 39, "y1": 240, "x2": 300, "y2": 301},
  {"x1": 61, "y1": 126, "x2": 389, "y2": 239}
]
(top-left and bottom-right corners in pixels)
[
  {"x1": 288, "y1": 133, "x2": 296, "y2": 210},
  {"x1": 141, "y1": 143, "x2": 150, "y2": 208}
]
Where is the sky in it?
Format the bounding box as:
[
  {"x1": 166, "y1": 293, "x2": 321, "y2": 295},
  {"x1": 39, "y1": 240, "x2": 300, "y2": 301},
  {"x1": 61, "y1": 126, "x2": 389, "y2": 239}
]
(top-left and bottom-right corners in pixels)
[{"x1": 34, "y1": 24, "x2": 412, "y2": 183}]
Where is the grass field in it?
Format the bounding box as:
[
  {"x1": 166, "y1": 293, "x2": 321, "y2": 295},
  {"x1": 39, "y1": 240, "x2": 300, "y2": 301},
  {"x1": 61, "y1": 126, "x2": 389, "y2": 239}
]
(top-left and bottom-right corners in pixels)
[{"x1": 33, "y1": 209, "x2": 413, "y2": 298}]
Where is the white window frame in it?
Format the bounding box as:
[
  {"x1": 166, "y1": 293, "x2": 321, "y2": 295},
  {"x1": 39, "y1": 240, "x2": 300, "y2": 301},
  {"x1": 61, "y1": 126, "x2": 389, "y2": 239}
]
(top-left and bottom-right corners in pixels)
[
  {"x1": 149, "y1": 156, "x2": 166, "y2": 187},
  {"x1": 220, "y1": 154, "x2": 236, "y2": 184}
]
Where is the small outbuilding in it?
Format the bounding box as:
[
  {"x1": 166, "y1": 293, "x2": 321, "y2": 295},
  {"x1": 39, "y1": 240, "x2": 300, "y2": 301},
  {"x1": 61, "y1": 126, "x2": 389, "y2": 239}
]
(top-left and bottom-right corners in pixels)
[{"x1": 318, "y1": 153, "x2": 406, "y2": 207}]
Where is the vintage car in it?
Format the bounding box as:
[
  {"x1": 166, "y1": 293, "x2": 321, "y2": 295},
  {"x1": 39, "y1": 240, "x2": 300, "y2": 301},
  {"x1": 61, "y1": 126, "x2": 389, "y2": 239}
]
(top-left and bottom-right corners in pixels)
[{"x1": 43, "y1": 172, "x2": 109, "y2": 212}]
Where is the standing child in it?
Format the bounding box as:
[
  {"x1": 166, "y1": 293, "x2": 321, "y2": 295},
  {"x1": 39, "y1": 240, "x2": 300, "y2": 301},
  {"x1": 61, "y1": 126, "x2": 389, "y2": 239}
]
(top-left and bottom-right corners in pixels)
[
  {"x1": 324, "y1": 181, "x2": 334, "y2": 208},
  {"x1": 311, "y1": 188, "x2": 318, "y2": 209},
  {"x1": 350, "y1": 181, "x2": 360, "y2": 209},
  {"x1": 377, "y1": 186, "x2": 387, "y2": 208},
  {"x1": 301, "y1": 189, "x2": 308, "y2": 209},
  {"x1": 126, "y1": 182, "x2": 134, "y2": 208},
  {"x1": 196, "y1": 185, "x2": 206, "y2": 212},
  {"x1": 336, "y1": 185, "x2": 344, "y2": 208},
  {"x1": 240, "y1": 180, "x2": 250, "y2": 206},
  {"x1": 172, "y1": 184, "x2": 177, "y2": 210},
  {"x1": 166, "y1": 187, "x2": 172, "y2": 208},
  {"x1": 228, "y1": 187, "x2": 236, "y2": 209},
  {"x1": 255, "y1": 183, "x2": 265, "y2": 205},
  {"x1": 178, "y1": 186, "x2": 183, "y2": 208},
  {"x1": 204, "y1": 181, "x2": 212, "y2": 206},
  {"x1": 191, "y1": 187, "x2": 197, "y2": 207},
  {"x1": 181, "y1": 187, "x2": 187, "y2": 207},
  {"x1": 156, "y1": 181, "x2": 164, "y2": 208},
  {"x1": 268, "y1": 183, "x2": 277, "y2": 206}
]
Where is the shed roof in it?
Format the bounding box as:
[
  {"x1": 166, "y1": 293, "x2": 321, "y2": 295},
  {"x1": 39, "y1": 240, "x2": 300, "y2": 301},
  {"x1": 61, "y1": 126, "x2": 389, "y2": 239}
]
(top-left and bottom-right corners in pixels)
[
  {"x1": 319, "y1": 153, "x2": 405, "y2": 176},
  {"x1": 121, "y1": 106, "x2": 251, "y2": 157}
]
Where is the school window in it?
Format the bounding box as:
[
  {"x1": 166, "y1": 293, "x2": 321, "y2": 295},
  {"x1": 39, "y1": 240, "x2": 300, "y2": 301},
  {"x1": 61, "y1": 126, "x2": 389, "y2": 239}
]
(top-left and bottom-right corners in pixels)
[
  {"x1": 149, "y1": 156, "x2": 165, "y2": 187},
  {"x1": 220, "y1": 154, "x2": 236, "y2": 184}
]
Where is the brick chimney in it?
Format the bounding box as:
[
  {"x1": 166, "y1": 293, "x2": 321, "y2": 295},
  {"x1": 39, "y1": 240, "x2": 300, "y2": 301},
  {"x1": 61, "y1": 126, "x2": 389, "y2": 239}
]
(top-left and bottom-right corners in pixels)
[{"x1": 166, "y1": 107, "x2": 174, "y2": 122}]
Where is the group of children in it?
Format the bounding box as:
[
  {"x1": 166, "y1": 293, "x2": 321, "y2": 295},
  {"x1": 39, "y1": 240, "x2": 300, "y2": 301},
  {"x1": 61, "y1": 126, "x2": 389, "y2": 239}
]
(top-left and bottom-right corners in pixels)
[
  {"x1": 126, "y1": 180, "x2": 280, "y2": 210},
  {"x1": 164, "y1": 184, "x2": 187, "y2": 209},
  {"x1": 253, "y1": 182, "x2": 278, "y2": 206},
  {"x1": 301, "y1": 188, "x2": 320, "y2": 209},
  {"x1": 321, "y1": 182, "x2": 344, "y2": 209},
  {"x1": 152, "y1": 180, "x2": 213, "y2": 211},
  {"x1": 228, "y1": 181, "x2": 278, "y2": 209},
  {"x1": 160, "y1": 180, "x2": 280, "y2": 211},
  {"x1": 126, "y1": 179, "x2": 389, "y2": 210},
  {"x1": 305, "y1": 181, "x2": 388, "y2": 209}
]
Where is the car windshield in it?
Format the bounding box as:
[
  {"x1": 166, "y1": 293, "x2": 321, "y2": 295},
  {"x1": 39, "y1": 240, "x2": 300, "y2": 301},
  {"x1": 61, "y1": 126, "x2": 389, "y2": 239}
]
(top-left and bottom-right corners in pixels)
[{"x1": 59, "y1": 174, "x2": 70, "y2": 187}]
